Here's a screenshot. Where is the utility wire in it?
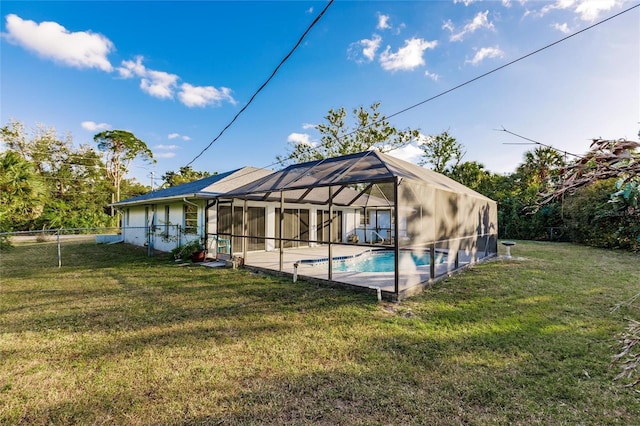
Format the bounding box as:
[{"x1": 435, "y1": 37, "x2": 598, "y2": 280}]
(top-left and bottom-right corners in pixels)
[
  {"x1": 266, "y1": 1, "x2": 639, "y2": 174},
  {"x1": 383, "y1": 2, "x2": 640, "y2": 123},
  {"x1": 185, "y1": 0, "x2": 334, "y2": 167},
  {"x1": 497, "y1": 127, "x2": 584, "y2": 159},
  {"x1": 182, "y1": 2, "x2": 637, "y2": 188}
]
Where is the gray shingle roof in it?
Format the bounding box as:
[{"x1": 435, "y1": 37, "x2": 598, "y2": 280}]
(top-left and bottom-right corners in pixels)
[{"x1": 113, "y1": 166, "x2": 272, "y2": 206}]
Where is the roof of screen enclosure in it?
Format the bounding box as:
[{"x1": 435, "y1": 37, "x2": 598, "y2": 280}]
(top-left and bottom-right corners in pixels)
[{"x1": 222, "y1": 150, "x2": 494, "y2": 208}]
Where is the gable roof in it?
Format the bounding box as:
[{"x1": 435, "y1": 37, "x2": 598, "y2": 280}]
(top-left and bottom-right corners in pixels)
[
  {"x1": 222, "y1": 150, "x2": 494, "y2": 204},
  {"x1": 113, "y1": 166, "x2": 272, "y2": 207}
]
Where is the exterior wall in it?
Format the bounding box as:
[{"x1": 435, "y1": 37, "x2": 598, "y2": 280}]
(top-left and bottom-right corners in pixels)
[
  {"x1": 209, "y1": 199, "x2": 358, "y2": 254},
  {"x1": 122, "y1": 205, "x2": 148, "y2": 248},
  {"x1": 119, "y1": 199, "x2": 207, "y2": 253}
]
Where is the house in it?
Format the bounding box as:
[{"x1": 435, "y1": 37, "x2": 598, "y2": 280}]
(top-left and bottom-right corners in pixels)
[
  {"x1": 112, "y1": 167, "x2": 272, "y2": 254},
  {"x1": 216, "y1": 150, "x2": 498, "y2": 300},
  {"x1": 114, "y1": 151, "x2": 498, "y2": 300}
]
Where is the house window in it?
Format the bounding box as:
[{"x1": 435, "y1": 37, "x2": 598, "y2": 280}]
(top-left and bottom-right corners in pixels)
[
  {"x1": 247, "y1": 207, "x2": 266, "y2": 251},
  {"x1": 164, "y1": 206, "x2": 170, "y2": 234},
  {"x1": 316, "y1": 210, "x2": 342, "y2": 243},
  {"x1": 184, "y1": 204, "x2": 198, "y2": 234},
  {"x1": 275, "y1": 208, "x2": 309, "y2": 248},
  {"x1": 218, "y1": 205, "x2": 243, "y2": 252},
  {"x1": 360, "y1": 208, "x2": 370, "y2": 226}
]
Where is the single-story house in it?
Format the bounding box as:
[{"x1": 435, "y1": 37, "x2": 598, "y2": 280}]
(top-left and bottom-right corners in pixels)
[
  {"x1": 112, "y1": 167, "x2": 272, "y2": 253},
  {"x1": 216, "y1": 150, "x2": 498, "y2": 300},
  {"x1": 115, "y1": 151, "x2": 498, "y2": 300}
]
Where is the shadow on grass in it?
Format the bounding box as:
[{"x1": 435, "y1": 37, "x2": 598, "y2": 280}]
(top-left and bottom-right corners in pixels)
[{"x1": 3, "y1": 240, "x2": 639, "y2": 425}]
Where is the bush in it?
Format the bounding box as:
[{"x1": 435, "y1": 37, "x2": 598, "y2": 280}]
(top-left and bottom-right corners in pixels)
[{"x1": 563, "y1": 179, "x2": 640, "y2": 251}]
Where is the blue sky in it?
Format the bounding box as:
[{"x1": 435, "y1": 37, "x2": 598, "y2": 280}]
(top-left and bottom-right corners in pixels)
[{"x1": 1, "y1": 0, "x2": 638, "y2": 186}]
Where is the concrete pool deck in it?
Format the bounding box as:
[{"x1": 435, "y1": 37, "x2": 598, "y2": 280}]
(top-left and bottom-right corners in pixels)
[{"x1": 237, "y1": 245, "x2": 485, "y2": 294}]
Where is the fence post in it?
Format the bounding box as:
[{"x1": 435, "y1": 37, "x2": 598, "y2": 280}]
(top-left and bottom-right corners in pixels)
[{"x1": 57, "y1": 229, "x2": 62, "y2": 268}]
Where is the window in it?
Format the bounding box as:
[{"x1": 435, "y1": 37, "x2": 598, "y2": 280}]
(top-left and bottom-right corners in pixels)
[
  {"x1": 164, "y1": 206, "x2": 170, "y2": 234},
  {"x1": 217, "y1": 205, "x2": 243, "y2": 252},
  {"x1": 276, "y1": 208, "x2": 309, "y2": 248},
  {"x1": 360, "y1": 208, "x2": 370, "y2": 226},
  {"x1": 316, "y1": 210, "x2": 342, "y2": 243},
  {"x1": 184, "y1": 204, "x2": 198, "y2": 234},
  {"x1": 247, "y1": 207, "x2": 266, "y2": 251}
]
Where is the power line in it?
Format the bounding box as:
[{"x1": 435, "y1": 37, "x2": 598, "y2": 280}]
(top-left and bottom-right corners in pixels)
[
  {"x1": 185, "y1": 0, "x2": 335, "y2": 167},
  {"x1": 497, "y1": 127, "x2": 584, "y2": 159},
  {"x1": 384, "y1": 2, "x2": 640, "y2": 123},
  {"x1": 174, "y1": 2, "x2": 638, "y2": 189},
  {"x1": 265, "y1": 2, "x2": 639, "y2": 176}
]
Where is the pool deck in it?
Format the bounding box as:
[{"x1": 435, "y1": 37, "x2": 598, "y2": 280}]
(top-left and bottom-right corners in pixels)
[{"x1": 238, "y1": 245, "x2": 484, "y2": 293}]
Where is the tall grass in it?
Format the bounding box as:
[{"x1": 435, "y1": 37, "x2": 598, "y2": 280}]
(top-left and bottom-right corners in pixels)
[{"x1": 1, "y1": 240, "x2": 638, "y2": 425}]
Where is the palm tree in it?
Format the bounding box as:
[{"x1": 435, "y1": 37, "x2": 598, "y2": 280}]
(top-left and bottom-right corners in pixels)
[
  {"x1": 517, "y1": 147, "x2": 565, "y2": 187},
  {"x1": 0, "y1": 150, "x2": 46, "y2": 231}
]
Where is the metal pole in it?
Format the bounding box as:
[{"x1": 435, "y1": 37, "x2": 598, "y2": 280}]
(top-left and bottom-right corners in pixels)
[
  {"x1": 57, "y1": 229, "x2": 62, "y2": 268},
  {"x1": 279, "y1": 191, "x2": 284, "y2": 272},
  {"x1": 393, "y1": 178, "x2": 399, "y2": 296},
  {"x1": 328, "y1": 186, "x2": 333, "y2": 281},
  {"x1": 430, "y1": 243, "x2": 436, "y2": 282},
  {"x1": 243, "y1": 198, "x2": 248, "y2": 262}
]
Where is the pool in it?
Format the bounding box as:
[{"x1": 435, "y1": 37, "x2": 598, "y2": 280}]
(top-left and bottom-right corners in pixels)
[{"x1": 306, "y1": 249, "x2": 446, "y2": 273}]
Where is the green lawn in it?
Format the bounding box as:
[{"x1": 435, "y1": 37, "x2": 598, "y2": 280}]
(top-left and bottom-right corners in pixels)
[{"x1": 1, "y1": 239, "x2": 638, "y2": 425}]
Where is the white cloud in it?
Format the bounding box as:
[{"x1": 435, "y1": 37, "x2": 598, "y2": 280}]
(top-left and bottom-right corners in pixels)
[
  {"x1": 140, "y1": 69, "x2": 178, "y2": 99},
  {"x1": 502, "y1": 0, "x2": 512, "y2": 7},
  {"x1": 167, "y1": 133, "x2": 191, "y2": 141},
  {"x1": 385, "y1": 142, "x2": 424, "y2": 165},
  {"x1": 302, "y1": 123, "x2": 316, "y2": 130},
  {"x1": 574, "y1": 0, "x2": 622, "y2": 21},
  {"x1": 348, "y1": 35, "x2": 382, "y2": 63},
  {"x1": 553, "y1": 22, "x2": 572, "y2": 33},
  {"x1": 425, "y1": 70, "x2": 439, "y2": 81},
  {"x1": 377, "y1": 13, "x2": 391, "y2": 30},
  {"x1": 3, "y1": 14, "x2": 113, "y2": 72},
  {"x1": 466, "y1": 46, "x2": 505, "y2": 65},
  {"x1": 178, "y1": 83, "x2": 236, "y2": 108},
  {"x1": 154, "y1": 152, "x2": 176, "y2": 159},
  {"x1": 442, "y1": 19, "x2": 455, "y2": 33},
  {"x1": 379, "y1": 38, "x2": 437, "y2": 72},
  {"x1": 454, "y1": 0, "x2": 477, "y2": 6},
  {"x1": 155, "y1": 144, "x2": 178, "y2": 150},
  {"x1": 535, "y1": 0, "x2": 623, "y2": 21},
  {"x1": 119, "y1": 56, "x2": 234, "y2": 107},
  {"x1": 118, "y1": 56, "x2": 178, "y2": 99},
  {"x1": 117, "y1": 56, "x2": 146, "y2": 78},
  {"x1": 287, "y1": 132, "x2": 315, "y2": 146},
  {"x1": 81, "y1": 121, "x2": 111, "y2": 131},
  {"x1": 449, "y1": 11, "x2": 495, "y2": 42}
]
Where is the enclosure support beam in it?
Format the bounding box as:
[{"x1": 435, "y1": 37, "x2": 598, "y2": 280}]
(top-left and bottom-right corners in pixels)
[
  {"x1": 243, "y1": 198, "x2": 248, "y2": 262},
  {"x1": 328, "y1": 186, "x2": 333, "y2": 282},
  {"x1": 430, "y1": 243, "x2": 436, "y2": 282},
  {"x1": 346, "y1": 182, "x2": 373, "y2": 207},
  {"x1": 393, "y1": 177, "x2": 400, "y2": 296},
  {"x1": 229, "y1": 199, "x2": 234, "y2": 255},
  {"x1": 279, "y1": 191, "x2": 284, "y2": 272}
]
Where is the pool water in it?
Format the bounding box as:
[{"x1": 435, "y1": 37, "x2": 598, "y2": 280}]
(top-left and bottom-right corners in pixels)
[{"x1": 329, "y1": 250, "x2": 445, "y2": 273}]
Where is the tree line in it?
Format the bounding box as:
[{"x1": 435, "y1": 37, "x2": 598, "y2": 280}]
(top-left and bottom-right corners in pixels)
[
  {"x1": 277, "y1": 103, "x2": 639, "y2": 252},
  {"x1": 2, "y1": 105, "x2": 638, "y2": 251}
]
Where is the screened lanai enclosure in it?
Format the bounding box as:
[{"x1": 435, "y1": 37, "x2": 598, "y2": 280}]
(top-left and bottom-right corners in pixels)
[{"x1": 211, "y1": 151, "x2": 498, "y2": 301}]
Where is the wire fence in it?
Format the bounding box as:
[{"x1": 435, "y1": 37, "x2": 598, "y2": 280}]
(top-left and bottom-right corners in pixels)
[{"x1": 0, "y1": 227, "x2": 127, "y2": 269}]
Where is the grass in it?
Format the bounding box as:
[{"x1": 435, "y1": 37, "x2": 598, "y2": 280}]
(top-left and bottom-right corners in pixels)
[{"x1": 1, "y1": 239, "x2": 639, "y2": 425}]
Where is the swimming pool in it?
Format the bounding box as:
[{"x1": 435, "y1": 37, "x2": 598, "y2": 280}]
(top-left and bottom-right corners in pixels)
[{"x1": 307, "y1": 249, "x2": 446, "y2": 273}]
